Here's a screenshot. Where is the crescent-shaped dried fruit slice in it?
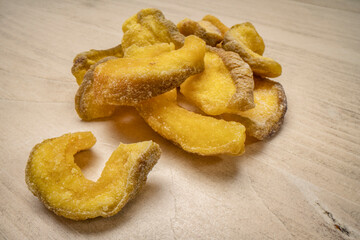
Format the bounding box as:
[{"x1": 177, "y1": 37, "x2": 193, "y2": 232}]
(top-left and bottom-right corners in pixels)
[
  {"x1": 180, "y1": 46, "x2": 254, "y2": 115},
  {"x1": 93, "y1": 35, "x2": 205, "y2": 105},
  {"x1": 177, "y1": 18, "x2": 223, "y2": 46},
  {"x1": 226, "y1": 22, "x2": 265, "y2": 55},
  {"x1": 75, "y1": 43, "x2": 177, "y2": 121},
  {"x1": 223, "y1": 23, "x2": 282, "y2": 78},
  {"x1": 25, "y1": 132, "x2": 161, "y2": 220},
  {"x1": 136, "y1": 90, "x2": 246, "y2": 156},
  {"x1": 71, "y1": 44, "x2": 123, "y2": 85},
  {"x1": 224, "y1": 77, "x2": 287, "y2": 140},
  {"x1": 122, "y1": 8, "x2": 184, "y2": 51}
]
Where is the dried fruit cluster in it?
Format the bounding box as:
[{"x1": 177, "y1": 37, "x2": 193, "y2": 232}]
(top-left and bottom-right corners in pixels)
[
  {"x1": 26, "y1": 8, "x2": 287, "y2": 221},
  {"x1": 73, "y1": 8, "x2": 287, "y2": 153}
]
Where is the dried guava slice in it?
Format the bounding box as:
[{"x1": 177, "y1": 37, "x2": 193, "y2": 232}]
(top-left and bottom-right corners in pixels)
[{"x1": 25, "y1": 132, "x2": 161, "y2": 220}]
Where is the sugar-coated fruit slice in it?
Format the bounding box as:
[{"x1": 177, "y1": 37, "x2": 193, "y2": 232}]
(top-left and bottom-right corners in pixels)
[
  {"x1": 75, "y1": 43, "x2": 177, "y2": 121},
  {"x1": 181, "y1": 46, "x2": 254, "y2": 115},
  {"x1": 223, "y1": 23, "x2": 282, "y2": 78},
  {"x1": 136, "y1": 90, "x2": 246, "y2": 156},
  {"x1": 122, "y1": 8, "x2": 184, "y2": 50},
  {"x1": 93, "y1": 35, "x2": 205, "y2": 105},
  {"x1": 25, "y1": 132, "x2": 161, "y2": 220}
]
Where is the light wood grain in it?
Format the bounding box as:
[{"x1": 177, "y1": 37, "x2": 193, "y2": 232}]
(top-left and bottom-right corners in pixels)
[{"x1": 0, "y1": 0, "x2": 359, "y2": 239}]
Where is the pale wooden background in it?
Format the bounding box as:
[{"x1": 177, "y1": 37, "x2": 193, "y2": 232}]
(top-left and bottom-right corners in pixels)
[{"x1": 0, "y1": 0, "x2": 359, "y2": 239}]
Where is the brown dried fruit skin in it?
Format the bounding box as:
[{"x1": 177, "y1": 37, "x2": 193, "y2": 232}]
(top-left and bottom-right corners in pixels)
[
  {"x1": 181, "y1": 46, "x2": 254, "y2": 115},
  {"x1": 71, "y1": 44, "x2": 123, "y2": 85},
  {"x1": 177, "y1": 18, "x2": 223, "y2": 47},
  {"x1": 223, "y1": 23, "x2": 282, "y2": 78},
  {"x1": 122, "y1": 8, "x2": 184, "y2": 51},
  {"x1": 136, "y1": 90, "x2": 246, "y2": 156},
  {"x1": 224, "y1": 77, "x2": 287, "y2": 140},
  {"x1": 25, "y1": 132, "x2": 161, "y2": 220},
  {"x1": 93, "y1": 35, "x2": 205, "y2": 105},
  {"x1": 202, "y1": 15, "x2": 229, "y2": 37},
  {"x1": 75, "y1": 57, "x2": 117, "y2": 121}
]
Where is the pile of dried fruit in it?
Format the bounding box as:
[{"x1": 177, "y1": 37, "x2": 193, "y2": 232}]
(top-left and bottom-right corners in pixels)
[
  {"x1": 26, "y1": 8, "x2": 287, "y2": 220},
  {"x1": 73, "y1": 8, "x2": 287, "y2": 153}
]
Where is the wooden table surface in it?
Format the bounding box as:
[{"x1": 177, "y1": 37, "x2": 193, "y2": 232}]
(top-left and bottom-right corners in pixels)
[{"x1": 1, "y1": 0, "x2": 359, "y2": 239}]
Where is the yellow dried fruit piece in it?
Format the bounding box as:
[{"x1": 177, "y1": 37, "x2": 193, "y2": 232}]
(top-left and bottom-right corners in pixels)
[
  {"x1": 177, "y1": 18, "x2": 223, "y2": 46},
  {"x1": 71, "y1": 44, "x2": 123, "y2": 85},
  {"x1": 202, "y1": 15, "x2": 229, "y2": 37},
  {"x1": 223, "y1": 23, "x2": 282, "y2": 78},
  {"x1": 93, "y1": 35, "x2": 205, "y2": 105},
  {"x1": 74, "y1": 42, "x2": 180, "y2": 121},
  {"x1": 227, "y1": 22, "x2": 265, "y2": 55},
  {"x1": 25, "y1": 132, "x2": 161, "y2": 220},
  {"x1": 224, "y1": 77, "x2": 287, "y2": 140},
  {"x1": 122, "y1": 8, "x2": 184, "y2": 51},
  {"x1": 75, "y1": 43, "x2": 176, "y2": 121},
  {"x1": 136, "y1": 90, "x2": 246, "y2": 156},
  {"x1": 75, "y1": 57, "x2": 117, "y2": 121},
  {"x1": 181, "y1": 46, "x2": 254, "y2": 115}
]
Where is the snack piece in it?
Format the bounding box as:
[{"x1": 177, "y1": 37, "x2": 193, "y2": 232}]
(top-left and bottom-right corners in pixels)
[
  {"x1": 226, "y1": 22, "x2": 265, "y2": 55},
  {"x1": 180, "y1": 46, "x2": 254, "y2": 115},
  {"x1": 75, "y1": 36, "x2": 205, "y2": 120},
  {"x1": 202, "y1": 15, "x2": 229, "y2": 37},
  {"x1": 25, "y1": 132, "x2": 161, "y2": 220},
  {"x1": 72, "y1": 44, "x2": 123, "y2": 85},
  {"x1": 93, "y1": 35, "x2": 205, "y2": 105},
  {"x1": 122, "y1": 8, "x2": 184, "y2": 51},
  {"x1": 177, "y1": 18, "x2": 223, "y2": 46},
  {"x1": 223, "y1": 23, "x2": 282, "y2": 78},
  {"x1": 223, "y1": 77, "x2": 287, "y2": 140},
  {"x1": 75, "y1": 57, "x2": 117, "y2": 121},
  {"x1": 136, "y1": 90, "x2": 246, "y2": 156},
  {"x1": 75, "y1": 42, "x2": 179, "y2": 121}
]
